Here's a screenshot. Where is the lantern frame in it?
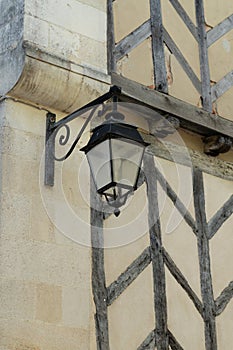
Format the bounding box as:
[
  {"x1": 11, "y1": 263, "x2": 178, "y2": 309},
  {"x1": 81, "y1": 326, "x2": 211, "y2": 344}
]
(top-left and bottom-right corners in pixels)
[{"x1": 80, "y1": 122, "x2": 149, "y2": 211}]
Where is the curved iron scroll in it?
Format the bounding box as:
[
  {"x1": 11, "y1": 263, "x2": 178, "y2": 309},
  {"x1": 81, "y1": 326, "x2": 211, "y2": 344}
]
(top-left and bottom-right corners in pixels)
[
  {"x1": 44, "y1": 88, "x2": 117, "y2": 186},
  {"x1": 52, "y1": 105, "x2": 99, "y2": 162}
]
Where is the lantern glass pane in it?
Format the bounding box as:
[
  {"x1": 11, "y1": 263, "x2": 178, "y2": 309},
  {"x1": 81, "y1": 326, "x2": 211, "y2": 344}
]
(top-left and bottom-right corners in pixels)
[
  {"x1": 111, "y1": 138, "x2": 144, "y2": 188},
  {"x1": 86, "y1": 139, "x2": 111, "y2": 191}
]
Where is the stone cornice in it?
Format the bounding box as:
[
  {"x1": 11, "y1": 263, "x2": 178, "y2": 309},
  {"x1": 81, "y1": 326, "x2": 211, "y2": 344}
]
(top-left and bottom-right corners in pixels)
[
  {"x1": 9, "y1": 41, "x2": 111, "y2": 112},
  {"x1": 0, "y1": 0, "x2": 110, "y2": 112}
]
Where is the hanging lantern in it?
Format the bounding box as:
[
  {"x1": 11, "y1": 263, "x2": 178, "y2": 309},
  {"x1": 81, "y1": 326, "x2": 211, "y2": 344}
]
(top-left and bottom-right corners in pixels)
[{"x1": 80, "y1": 121, "x2": 149, "y2": 216}]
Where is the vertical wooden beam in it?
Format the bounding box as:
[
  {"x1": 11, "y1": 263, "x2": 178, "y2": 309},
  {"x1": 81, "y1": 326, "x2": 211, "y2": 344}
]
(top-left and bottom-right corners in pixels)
[
  {"x1": 107, "y1": 0, "x2": 116, "y2": 72},
  {"x1": 149, "y1": 0, "x2": 168, "y2": 93},
  {"x1": 195, "y1": 0, "x2": 212, "y2": 112},
  {"x1": 144, "y1": 154, "x2": 169, "y2": 350},
  {"x1": 193, "y1": 168, "x2": 217, "y2": 350},
  {"x1": 90, "y1": 178, "x2": 110, "y2": 350}
]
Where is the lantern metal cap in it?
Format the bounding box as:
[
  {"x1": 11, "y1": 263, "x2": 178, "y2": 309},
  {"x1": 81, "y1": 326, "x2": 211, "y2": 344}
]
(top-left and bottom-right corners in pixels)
[{"x1": 80, "y1": 122, "x2": 149, "y2": 154}]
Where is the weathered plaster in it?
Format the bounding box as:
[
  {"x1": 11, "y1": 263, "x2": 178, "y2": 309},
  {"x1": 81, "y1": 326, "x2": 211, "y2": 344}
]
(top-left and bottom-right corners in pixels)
[
  {"x1": 10, "y1": 48, "x2": 110, "y2": 113},
  {"x1": 0, "y1": 0, "x2": 25, "y2": 95}
]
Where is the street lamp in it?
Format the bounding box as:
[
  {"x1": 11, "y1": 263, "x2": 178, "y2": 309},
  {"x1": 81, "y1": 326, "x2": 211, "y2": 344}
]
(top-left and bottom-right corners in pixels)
[
  {"x1": 44, "y1": 86, "x2": 149, "y2": 216},
  {"x1": 80, "y1": 120, "x2": 149, "y2": 216}
]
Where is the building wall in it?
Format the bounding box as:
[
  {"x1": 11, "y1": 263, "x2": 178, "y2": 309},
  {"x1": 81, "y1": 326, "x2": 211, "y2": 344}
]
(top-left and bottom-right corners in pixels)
[
  {"x1": 114, "y1": 0, "x2": 233, "y2": 121},
  {"x1": 0, "y1": 1, "x2": 108, "y2": 349},
  {"x1": 0, "y1": 1, "x2": 232, "y2": 350},
  {"x1": 0, "y1": 100, "x2": 95, "y2": 350}
]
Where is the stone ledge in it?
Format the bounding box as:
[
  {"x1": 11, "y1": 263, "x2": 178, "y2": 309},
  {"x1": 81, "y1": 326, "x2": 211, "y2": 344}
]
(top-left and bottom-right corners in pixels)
[{"x1": 8, "y1": 42, "x2": 111, "y2": 113}]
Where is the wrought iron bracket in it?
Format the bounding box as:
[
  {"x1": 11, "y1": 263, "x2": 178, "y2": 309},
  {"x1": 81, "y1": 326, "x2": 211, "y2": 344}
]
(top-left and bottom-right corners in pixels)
[
  {"x1": 44, "y1": 87, "x2": 121, "y2": 186},
  {"x1": 44, "y1": 82, "x2": 233, "y2": 187},
  {"x1": 45, "y1": 112, "x2": 56, "y2": 186}
]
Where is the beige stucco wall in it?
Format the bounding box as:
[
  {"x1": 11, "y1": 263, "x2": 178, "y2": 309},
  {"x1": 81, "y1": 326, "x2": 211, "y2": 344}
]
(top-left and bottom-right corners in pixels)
[{"x1": 0, "y1": 1, "x2": 232, "y2": 350}]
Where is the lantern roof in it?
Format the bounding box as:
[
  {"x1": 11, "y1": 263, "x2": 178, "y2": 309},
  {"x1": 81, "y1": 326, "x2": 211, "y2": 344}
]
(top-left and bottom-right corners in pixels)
[{"x1": 80, "y1": 122, "x2": 149, "y2": 154}]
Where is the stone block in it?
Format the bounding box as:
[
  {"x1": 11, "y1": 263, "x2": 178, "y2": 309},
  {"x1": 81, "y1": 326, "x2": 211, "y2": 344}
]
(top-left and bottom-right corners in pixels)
[
  {"x1": 24, "y1": 14, "x2": 49, "y2": 48},
  {"x1": 1, "y1": 191, "x2": 31, "y2": 241},
  {"x1": 54, "y1": 228, "x2": 75, "y2": 246},
  {"x1": 78, "y1": 35, "x2": 107, "y2": 71},
  {"x1": 0, "y1": 319, "x2": 89, "y2": 350},
  {"x1": 29, "y1": 194, "x2": 55, "y2": 244},
  {"x1": 25, "y1": 0, "x2": 106, "y2": 42},
  {"x1": 12, "y1": 343, "x2": 40, "y2": 350},
  {"x1": 48, "y1": 24, "x2": 80, "y2": 62},
  {"x1": 36, "y1": 283, "x2": 62, "y2": 323},
  {"x1": 71, "y1": 75, "x2": 109, "y2": 110},
  {"x1": 1, "y1": 154, "x2": 39, "y2": 196},
  {"x1": 0, "y1": 279, "x2": 36, "y2": 321},
  {"x1": 10, "y1": 56, "x2": 104, "y2": 113},
  {"x1": 1, "y1": 127, "x2": 41, "y2": 161},
  {"x1": 78, "y1": 0, "x2": 106, "y2": 12},
  {"x1": 5, "y1": 100, "x2": 46, "y2": 136},
  {"x1": 62, "y1": 285, "x2": 90, "y2": 328},
  {"x1": 0, "y1": 238, "x2": 90, "y2": 287}
]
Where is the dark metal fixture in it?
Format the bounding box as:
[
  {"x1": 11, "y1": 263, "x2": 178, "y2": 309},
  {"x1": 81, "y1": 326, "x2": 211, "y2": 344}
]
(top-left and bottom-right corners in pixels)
[
  {"x1": 44, "y1": 86, "x2": 149, "y2": 216},
  {"x1": 80, "y1": 120, "x2": 149, "y2": 216}
]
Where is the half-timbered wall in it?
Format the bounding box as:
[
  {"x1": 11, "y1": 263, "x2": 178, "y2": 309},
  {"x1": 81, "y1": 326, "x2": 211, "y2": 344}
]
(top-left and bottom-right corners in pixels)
[
  {"x1": 0, "y1": 1, "x2": 232, "y2": 350},
  {"x1": 92, "y1": 152, "x2": 233, "y2": 350},
  {"x1": 90, "y1": 1, "x2": 233, "y2": 349},
  {"x1": 109, "y1": 0, "x2": 233, "y2": 120}
]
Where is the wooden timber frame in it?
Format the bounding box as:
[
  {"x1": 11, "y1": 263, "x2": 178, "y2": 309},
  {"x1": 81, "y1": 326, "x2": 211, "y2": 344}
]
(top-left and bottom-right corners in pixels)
[
  {"x1": 90, "y1": 1, "x2": 233, "y2": 349},
  {"x1": 90, "y1": 79, "x2": 233, "y2": 350},
  {"x1": 108, "y1": 0, "x2": 233, "y2": 112}
]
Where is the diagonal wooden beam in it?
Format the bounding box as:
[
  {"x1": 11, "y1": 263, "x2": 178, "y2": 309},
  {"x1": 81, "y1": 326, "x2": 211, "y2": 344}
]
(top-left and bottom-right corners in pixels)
[
  {"x1": 163, "y1": 29, "x2": 201, "y2": 93},
  {"x1": 155, "y1": 165, "x2": 197, "y2": 236},
  {"x1": 215, "y1": 281, "x2": 233, "y2": 316},
  {"x1": 168, "y1": 330, "x2": 184, "y2": 350},
  {"x1": 211, "y1": 70, "x2": 233, "y2": 102},
  {"x1": 137, "y1": 330, "x2": 156, "y2": 350},
  {"x1": 115, "y1": 20, "x2": 151, "y2": 61},
  {"x1": 208, "y1": 194, "x2": 233, "y2": 239},
  {"x1": 106, "y1": 247, "x2": 151, "y2": 306},
  {"x1": 168, "y1": 0, "x2": 198, "y2": 41},
  {"x1": 207, "y1": 14, "x2": 233, "y2": 47},
  {"x1": 163, "y1": 248, "x2": 204, "y2": 317}
]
